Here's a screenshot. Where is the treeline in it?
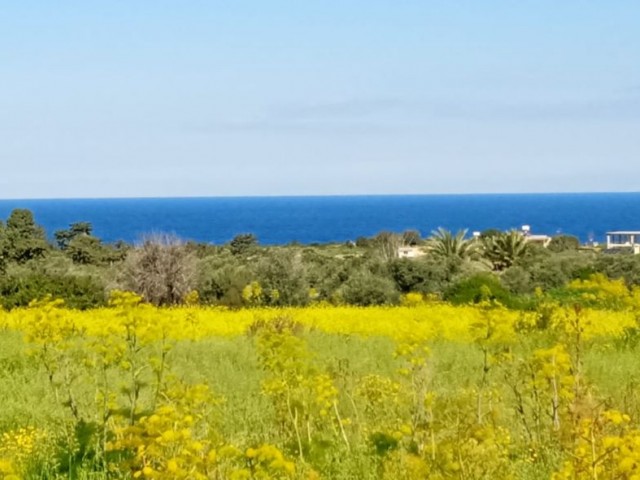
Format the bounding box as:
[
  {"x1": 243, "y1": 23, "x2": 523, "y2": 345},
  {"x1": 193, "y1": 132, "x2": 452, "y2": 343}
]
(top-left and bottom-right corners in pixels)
[{"x1": 1, "y1": 208, "x2": 640, "y2": 309}]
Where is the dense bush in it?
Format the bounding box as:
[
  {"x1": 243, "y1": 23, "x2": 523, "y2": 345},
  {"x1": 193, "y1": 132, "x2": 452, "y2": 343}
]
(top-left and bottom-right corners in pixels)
[
  {"x1": 253, "y1": 251, "x2": 310, "y2": 306},
  {"x1": 0, "y1": 209, "x2": 49, "y2": 264},
  {"x1": 500, "y1": 266, "x2": 534, "y2": 295},
  {"x1": 444, "y1": 273, "x2": 529, "y2": 309},
  {"x1": 547, "y1": 234, "x2": 580, "y2": 252},
  {"x1": 389, "y1": 257, "x2": 455, "y2": 294},
  {"x1": 197, "y1": 255, "x2": 252, "y2": 307},
  {"x1": 0, "y1": 273, "x2": 106, "y2": 309},
  {"x1": 339, "y1": 273, "x2": 400, "y2": 306},
  {"x1": 596, "y1": 253, "x2": 640, "y2": 286}
]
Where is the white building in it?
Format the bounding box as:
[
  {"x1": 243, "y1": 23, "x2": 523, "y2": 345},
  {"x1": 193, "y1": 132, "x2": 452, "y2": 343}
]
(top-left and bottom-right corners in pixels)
[
  {"x1": 606, "y1": 231, "x2": 640, "y2": 254},
  {"x1": 521, "y1": 225, "x2": 552, "y2": 248},
  {"x1": 398, "y1": 246, "x2": 426, "y2": 259}
]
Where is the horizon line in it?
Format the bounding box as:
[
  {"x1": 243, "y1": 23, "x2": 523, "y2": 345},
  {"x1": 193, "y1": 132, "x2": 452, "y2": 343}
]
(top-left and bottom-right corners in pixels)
[{"x1": 0, "y1": 190, "x2": 640, "y2": 202}]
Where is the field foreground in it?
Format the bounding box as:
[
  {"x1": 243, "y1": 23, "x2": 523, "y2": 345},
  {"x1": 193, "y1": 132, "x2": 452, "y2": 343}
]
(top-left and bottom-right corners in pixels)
[{"x1": 2, "y1": 294, "x2": 640, "y2": 479}]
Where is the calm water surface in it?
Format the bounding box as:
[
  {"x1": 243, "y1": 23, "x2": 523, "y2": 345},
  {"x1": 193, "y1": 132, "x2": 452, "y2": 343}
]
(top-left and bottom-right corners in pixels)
[{"x1": 0, "y1": 193, "x2": 638, "y2": 245}]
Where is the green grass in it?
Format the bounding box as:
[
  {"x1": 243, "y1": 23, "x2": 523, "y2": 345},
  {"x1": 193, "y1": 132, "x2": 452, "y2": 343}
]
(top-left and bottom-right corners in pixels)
[{"x1": 2, "y1": 328, "x2": 640, "y2": 479}]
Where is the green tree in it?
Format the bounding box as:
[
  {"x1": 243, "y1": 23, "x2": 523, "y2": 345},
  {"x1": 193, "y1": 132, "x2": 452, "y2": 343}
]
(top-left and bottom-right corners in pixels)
[
  {"x1": 229, "y1": 233, "x2": 258, "y2": 256},
  {"x1": 339, "y1": 272, "x2": 400, "y2": 306},
  {"x1": 524, "y1": 251, "x2": 591, "y2": 290},
  {"x1": 427, "y1": 228, "x2": 478, "y2": 260},
  {"x1": 253, "y1": 250, "x2": 309, "y2": 306},
  {"x1": 52, "y1": 221, "x2": 117, "y2": 265},
  {"x1": 482, "y1": 230, "x2": 530, "y2": 271},
  {"x1": 1, "y1": 209, "x2": 49, "y2": 263},
  {"x1": 54, "y1": 221, "x2": 93, "y2": 250},
  {"x1": 67, "y1": 235, "x2": 107, "y2": 265},
  {"x1": 0, "y1": 220, "x2": 6, "y2": 273},
  {"x1": 197, "y1": 254, "x2": 252, "y2": 307},
  {"x1": 444, "y1": 273, "x2": 523, "y2": 308},
  {"x1": 0, "y1": 272, "x2": 106, "y2": 309},
  {"x1": 500, "y1": 266, "x2": 534, "y2": 295},
  {"x1": 548, "y1": 234, "x2": 580, "y2": 253},
  {"x1": 595, "y1": 253, "x2": 640, "y2": 286},
  {"x1": 389, "y1": 257, "x2": 457, "y2": 294}
]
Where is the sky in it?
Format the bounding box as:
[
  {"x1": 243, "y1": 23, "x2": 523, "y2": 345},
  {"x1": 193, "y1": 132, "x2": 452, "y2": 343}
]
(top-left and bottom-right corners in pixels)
[{"x1": 0, "y1": 1, "x2": 639, "y2": 199}]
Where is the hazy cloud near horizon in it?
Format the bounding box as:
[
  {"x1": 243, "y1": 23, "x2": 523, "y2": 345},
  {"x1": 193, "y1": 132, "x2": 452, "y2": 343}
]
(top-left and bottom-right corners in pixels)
[
  {"x1": 199, "y1": 93, "x2": 640, "y2": 132},
  {"x1": 0, "y1": 1, "x2": 639, "y2": 199}
]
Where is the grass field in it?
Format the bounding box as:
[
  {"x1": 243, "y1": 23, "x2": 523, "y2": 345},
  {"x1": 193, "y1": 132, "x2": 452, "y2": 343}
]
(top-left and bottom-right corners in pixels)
[{"x1": 2, "y1": 293, "x2": 640, "y2": 479}]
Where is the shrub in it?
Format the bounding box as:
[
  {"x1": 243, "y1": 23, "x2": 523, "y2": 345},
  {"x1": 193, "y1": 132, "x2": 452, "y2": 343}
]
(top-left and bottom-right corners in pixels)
[
  {"x1": 444, "y1": 273, "x2": 528, "y2": 309},
  {"x1": 339, "y1": 273, "x2": 400, "y2": 306},
  {"x1": 119, "y1": 234, "x2": 196, "y2": 306},
  {"x1": 0, "y1": 273, "x2": 106, "y2": 309},
  {"x1": 548, "y1": 235, "x2": 580, "y2": 253},
  {"x1": 500, "y1": 266, "x2": 534, "y2": 295}
]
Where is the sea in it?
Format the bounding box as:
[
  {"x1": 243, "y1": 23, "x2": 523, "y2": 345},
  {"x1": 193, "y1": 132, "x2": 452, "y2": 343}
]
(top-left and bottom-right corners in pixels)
[{"x1": 0, "y1": 193, "x2": 639, "y2": 246}]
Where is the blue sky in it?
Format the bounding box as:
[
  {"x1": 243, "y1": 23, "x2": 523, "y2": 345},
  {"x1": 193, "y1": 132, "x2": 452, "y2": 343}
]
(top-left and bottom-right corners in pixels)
[{"x1": 1, "y1": 1, "x2": 638, "y2": 198}]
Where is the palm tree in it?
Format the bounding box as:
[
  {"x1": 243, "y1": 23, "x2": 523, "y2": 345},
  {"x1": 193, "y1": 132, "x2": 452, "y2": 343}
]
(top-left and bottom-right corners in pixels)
[
  {"x1": 481, "y1": 230, "x2": 529, "y2": 271},
  {"x1": 427, "y1": 228, "x2": 479, "y2": 260}
]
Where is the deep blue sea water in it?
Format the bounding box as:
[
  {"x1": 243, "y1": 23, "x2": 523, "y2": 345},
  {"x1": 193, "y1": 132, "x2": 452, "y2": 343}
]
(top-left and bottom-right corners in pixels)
[{"x1": 0, "y1": 193, "x2": 639, "y2": 245}]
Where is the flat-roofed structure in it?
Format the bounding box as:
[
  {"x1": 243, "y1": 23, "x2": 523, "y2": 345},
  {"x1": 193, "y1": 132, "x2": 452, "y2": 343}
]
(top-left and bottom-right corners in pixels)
[
  {"x1": 398, "y1": 246, "x2": 426, "y2": 259},
  {"x1": 525, "y1": 234, "x2": 552, "y2": 248},
  {"x1": 606, "y1": 231, "x2": 640, "y2": 254},
  {"x1": 521, "y1": 225, "x2": 552, "y2": 247}
]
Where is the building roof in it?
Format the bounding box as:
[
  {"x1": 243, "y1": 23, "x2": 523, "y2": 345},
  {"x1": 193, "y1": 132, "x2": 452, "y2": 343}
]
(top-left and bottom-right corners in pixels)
[
  {"x1": 606, "y1": 231, "x2": 640, "y2": 235},
  {"x1": 527, "y1": 234, "x2": 551, "y2": 240}
]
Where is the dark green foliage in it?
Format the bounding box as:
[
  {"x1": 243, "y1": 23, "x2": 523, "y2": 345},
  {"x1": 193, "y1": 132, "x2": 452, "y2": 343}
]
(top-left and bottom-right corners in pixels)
[
  {"x1": 300, "y1": 249, "x2": 350, "y2": 301},
  {"x1": 66, "y1": 235, "x2": 114, "y2": 265},
  {"x1": 339, "y1": 273, "x2": 400, "y2": 306},
  {"x1": 370, "y1": 431, "x2": 399, "y2": 456},
  {"x1": 0, "y1": 221, "x2": 6, "y2": 274},
  {"x1": 1, "y1": 209, "x2": 49, "y2": 263},
  {"x1": 254, "y1": 250, "x2": 309, "y2": 306},
  {"x1": 548, "y1": 235, "x2": 580, "y2": 253},
  {"x1": 595, "y1": 253, "x2": 640, "y2": 286},
  {"x1": 500, "y1": 266, "x2": 534, "y2": 295},
  {"x1": 479, "y1": 228, "x2": 502, "y2": 239},
  {"x1": 229, "y1": 233, "x2": 258, "y2": 256},
  {"x1": 524, "y1": 251, "x2": 597, "y2": 291},
  {"x1": 481, "y1": 230, "x2": 529, "y2": 271},
  {"x1": 444, "y1": 273, "x2": 528, "y2": 309},
  {"x1": 428, "y1": 228, "x2": 478, "y2": 260},
  {"x1": 389, "y1": 257, "x2": 455, "y2": 294},
  {"x1": 54, "y1": 222, "x2": 93, "y2": 250},
  {"x1": 5, "y1": 208, "x2": 640, "y2": 310},
  {"x1": 0, "y1": 273, "x2": 106, "y2": 309},
  {"x1": 197, "y1": 256, "x2": 252, "y2": 307},
  {"x1": 355, "y1": 236, "x2": 373, "y2": 248},
  {"x1": 62, "y1": 233, "x2": 127, "y2": 266}
]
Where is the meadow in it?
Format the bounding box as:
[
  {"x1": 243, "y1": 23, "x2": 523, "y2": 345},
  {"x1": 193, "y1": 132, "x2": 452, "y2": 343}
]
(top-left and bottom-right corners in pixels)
[{"x1": 2, "y1": 283, "x2": 640, "y2": 479}]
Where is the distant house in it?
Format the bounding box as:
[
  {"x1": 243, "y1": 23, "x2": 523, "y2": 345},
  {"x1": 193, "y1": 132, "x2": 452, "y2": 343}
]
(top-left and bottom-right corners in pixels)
[
  {"x1": 398, "y1": 246, "x2": 426, "y2": 259},
  {"x1": 525, "y1": 234, "x2": 552, "y2": 248},
  {"x1": 606, "y1": 231, "x2": 640, "y2": 254},
  {"x1": 521, "y1": 225, "x2": 552, "y2": 248}
]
